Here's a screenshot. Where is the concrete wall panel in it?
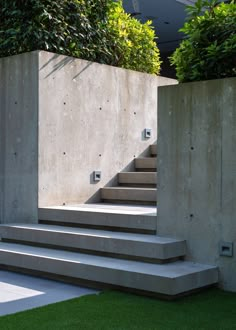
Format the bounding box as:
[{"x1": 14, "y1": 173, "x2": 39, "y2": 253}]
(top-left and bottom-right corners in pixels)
[
  {"x1": 157, "y1": 77, "x2": 236, "y2": 291},
  {"x1": 0, "y1": 50, "x2": 176, "y2": 222},
  {"x1": 38, "y1": 51, "x2": 176, "y2": 206},
  {"x1": 0, "y1": 52, "x2": 38, "y2": 224}
]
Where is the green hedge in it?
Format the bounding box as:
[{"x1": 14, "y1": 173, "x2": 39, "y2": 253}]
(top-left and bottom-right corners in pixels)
[
  {"x1": 0, "y1": 0, "x2": 161, "y2": 74},
  {"x1": 170, "y1": 0, "x2": 236, "y2": 82}
]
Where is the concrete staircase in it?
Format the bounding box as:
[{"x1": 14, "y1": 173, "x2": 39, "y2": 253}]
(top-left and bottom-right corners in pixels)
[
  {"x1": 0, "y1": 144, "x2": 218, "y2": 298},
  {"x1": 0, "y1": 203, "x2": 218, "y2": 298},
  {"x1": 101, "y1": 145, "x2": 157, "y2": 205}
]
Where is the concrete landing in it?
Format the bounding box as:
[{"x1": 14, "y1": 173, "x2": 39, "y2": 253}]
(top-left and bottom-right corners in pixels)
[
  {"x1": 39, "y1": 203, "x2": 157, "y2": 233},
  {"x1": 40, "y1": 203, "x2": 157, "y2": 216},
  {"x1": 0, "y1": 270, "x2": 98, "y2": 316}
]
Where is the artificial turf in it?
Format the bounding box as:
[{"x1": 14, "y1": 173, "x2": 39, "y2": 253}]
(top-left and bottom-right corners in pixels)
[{"x1": 0, "y1": 288, "x2": 236, "y2": 330}]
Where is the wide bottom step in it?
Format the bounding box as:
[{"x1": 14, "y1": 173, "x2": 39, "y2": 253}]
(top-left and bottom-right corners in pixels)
[{"x1": 0, "y1": 243, "x2": 218, "y2": 297}]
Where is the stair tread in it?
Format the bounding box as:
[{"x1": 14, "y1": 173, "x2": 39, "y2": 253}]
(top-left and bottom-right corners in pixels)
[
  {"x1": 0, "y1": 224, "x2": 183, "y2": 244},
  {"x1": 0, "y1": 242, "x2": 217, "y2": 278}
]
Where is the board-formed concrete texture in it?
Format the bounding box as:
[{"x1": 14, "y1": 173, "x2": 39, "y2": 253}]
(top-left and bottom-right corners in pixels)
[
  {"x1": 38, "y1": 51, "x2": 177, "y2": 206},
  {"x1": 0, "y1": 51, "x2": 177, "y2": 224},
  {"x1": 0, "y1": 52, "x2": 39, "y2": 224},
  {"x1": 157, "y1": 77, "x2": 236, "y2": 291}
]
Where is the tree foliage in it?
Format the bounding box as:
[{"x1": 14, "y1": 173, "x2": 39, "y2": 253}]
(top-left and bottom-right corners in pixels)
[
  {"x1": 170, "y1": 0, "x2": 236, "y2": 82},
  {"x1": 0, "y1": 0, "x2": 161, "y2": 74}
]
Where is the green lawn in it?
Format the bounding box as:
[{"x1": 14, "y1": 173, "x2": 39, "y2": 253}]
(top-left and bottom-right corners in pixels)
[{"x1": 0, "y1": 288, "x2": 236, "y2": 330}]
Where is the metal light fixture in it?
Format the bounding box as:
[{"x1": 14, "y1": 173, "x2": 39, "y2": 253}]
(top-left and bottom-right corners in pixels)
[
  {"x1": 93, "y1": 171, "x2": 101, "y2": 182},
  {"x1": 144, "y1": 128, "x2": 152, "y2": 139}
]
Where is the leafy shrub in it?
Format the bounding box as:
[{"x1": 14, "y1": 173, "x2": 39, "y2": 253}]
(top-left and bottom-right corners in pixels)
[
  {"x1": 108, "y1": 1, "x2": 161, "y2": 74},
  {"x1": 0, "y1": 0, "x2": 161, "y2": 74},
  {"x1": 170, "y1": 0, "x2": 236, "y2": 82}
]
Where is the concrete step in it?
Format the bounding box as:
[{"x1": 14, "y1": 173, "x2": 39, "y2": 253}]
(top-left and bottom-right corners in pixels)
[
  {"x1": 0, "y1": 224, "x2": 186, "y2": 262},
  {"x1": 135, "y1": 158, "x2": 156, "y2": 171},
  {"x1": 38, "y1": 204, "x2": 157, "y2": 234},
  {"x1": 101, "y1": 187, "x2": 157, "y2": 205},
  {"x1": 118, "y1": 172, "x2": 157, "y2": 186},
  {"x1": 0, "y1": 242, "x2": 218, "y2": 297},
  {"x1": 150, "y1": 144, "x2": 157, "y2": 156}
]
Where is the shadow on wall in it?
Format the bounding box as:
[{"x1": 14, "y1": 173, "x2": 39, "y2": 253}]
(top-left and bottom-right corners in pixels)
[
  {"x1": 38, "y1": 51, "x2": 161, "y2": 208},
  {"x1": 85, "y1": 143, "x2": 156, "y2": 204},
  {"x1": 40, "y1": 53, "x2": 93, "y2": 79}
]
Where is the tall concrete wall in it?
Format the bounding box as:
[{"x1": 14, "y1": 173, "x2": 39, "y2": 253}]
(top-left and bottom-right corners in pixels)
[
  {"x1": 0, "y1": 52, "x2": 38, "y2": 224},
  {"x1": 38, "y1": 51, "x2": 176, "y2": 206},
  {"x1": 0, "y1": 50, "x2": 176, "y2": 222},
  {"x1": 157, "y1": 77, "x2": 236, "y2": 291}
]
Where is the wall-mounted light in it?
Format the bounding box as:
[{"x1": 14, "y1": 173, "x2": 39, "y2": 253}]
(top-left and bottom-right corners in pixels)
[
  {"x1": 219, "y1": 241, "x2": 233, "y2": 257},
  {"x1": 144, "y1": 128, "x2": 152, "y2": 139},
  {"x1": 93, "y1": 171, "x2": 101, "y2": 182}
]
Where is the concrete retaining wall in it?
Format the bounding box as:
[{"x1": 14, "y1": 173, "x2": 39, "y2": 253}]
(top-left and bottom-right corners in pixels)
[
  {"x1": 0, "y1": 51, "x2": 176, "y2": 223},
  {"x1": 0, "y1": 52, "x2": 38, "y2": 224},
  {"x1": 38, "y1": 51, "x2": 176, "y2": 206},
  {"x1": 157, "y1": 77, "x2": 236, "y2": 291}
]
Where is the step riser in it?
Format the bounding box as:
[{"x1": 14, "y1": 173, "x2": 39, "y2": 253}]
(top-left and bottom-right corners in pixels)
[
  {"x1": 0, "y1": 250, "x2": 219, "y2": 296},
  {"x1": 101, "y1": 189, "x2": 157, "y2": 203},
  {"x1": 38, "y1": 209, "x2": 157, "y2": 233},
  {"x1": 0, "y1": 228, "x2": 186, "y2": 261},
  {"x1": 150, "y1": 145, "x2": 157, "y2": 156},
  {"x1": 135, "y1": 168, "x2": 156, "y2": 172},
  {"x1": 118, "y1": 173, "x2": 157, "y2": 186},
  {"x1": 119, "y1": 184, "x2": 156, "y2": 188},
  {"x1": 102, "y1": 200, "x2": 156, "y2": 206},
  {"x1": 135, "y1": 158, "x2": 156, "y2": 170}
]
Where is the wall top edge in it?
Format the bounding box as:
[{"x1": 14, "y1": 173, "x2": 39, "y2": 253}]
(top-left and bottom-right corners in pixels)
[
  {"x1": 158, "y1": 76, "x2": 236, "y2": 91},
  {"x1": 1, "y1": 50, "x2": 176, "y2": 83},
  {"x1": 0, "y1": 50, "x2": 40, "y2": 61}
]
